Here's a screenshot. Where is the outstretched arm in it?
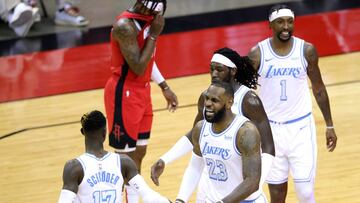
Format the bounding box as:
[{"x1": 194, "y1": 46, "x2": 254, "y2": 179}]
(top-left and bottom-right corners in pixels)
[
  {"x1": 305, "y1": 42, "x2": 337, "y2": 152},
  {"x1": 120, "y1": 154, "x2": 170, "y2": 203},
  {"x1": 150, "y1": 133, "x2": 193, "y2": 186},
  {"x1": 175, "y1": 121, "x2": 204, "y2": 203},
  {"x1": 150, "y1": 92, "x2": 205, "y2": 185},
  {"x1": 58, "y1": 159, "x2": 83, "y2": 203},
  {"x1": 221, "y1": 121, "x2": 261, "y2": 203}
]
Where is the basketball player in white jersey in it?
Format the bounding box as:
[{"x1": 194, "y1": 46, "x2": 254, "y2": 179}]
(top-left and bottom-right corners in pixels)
[
  {"x1": 151, "y1": 47, "x2": 274, "y2": 202},
  {"x1": 247, "y1": 4, "x2": 338, "y2": 203},
  {"x1": 57, "y1": 110, "x2": 170, "y2": 203},
  {"x1": 175, "y1": 81, "x2": 263, "y2": 203}
]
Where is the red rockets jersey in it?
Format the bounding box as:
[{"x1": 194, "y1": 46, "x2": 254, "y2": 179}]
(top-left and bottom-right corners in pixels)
[{"x1": 110, "y1": 11, "x2": 155, "y2": 84}]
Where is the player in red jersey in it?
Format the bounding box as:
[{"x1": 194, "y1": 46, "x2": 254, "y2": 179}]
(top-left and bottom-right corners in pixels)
[{"x1": 104, "y1": 1, "x2": 177, "y2": 202}]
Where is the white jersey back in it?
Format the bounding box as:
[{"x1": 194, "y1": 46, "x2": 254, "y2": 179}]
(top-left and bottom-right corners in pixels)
[
  {"x1": 199, "y1": 115, "x2": 259, "y2": 201},
  {"x1": 231, "y1": 85, "x2": 251, "y2": 115},
  {"x1": 258, "y1": 37, "x2": 312, "y2": 122},
  {"x1": 75, "y1": 152, "x2": 123, "y2": 203}
]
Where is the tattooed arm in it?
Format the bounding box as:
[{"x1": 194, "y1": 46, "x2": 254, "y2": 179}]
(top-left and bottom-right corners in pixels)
[
  {"x1": 305, "y1": 42, "x2": 337, "y2": 152},
  {"x1": 112, "y1": 14, "x2": 164, "y2": 75},
  {"x1": 221, "y1": 121, "x2": 261, "y2": 203}
]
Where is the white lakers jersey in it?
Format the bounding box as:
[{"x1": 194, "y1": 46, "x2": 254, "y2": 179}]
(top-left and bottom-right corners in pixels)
[
  {"x1": 75, "y1": 152, "x2": 123, "y2": 203},
  {"x1": 198, "y1": 86, "x2": 263, "y2": 202},
  {"x1": 257, "y1": 37, "x2": 312, "y2": 122},
  {"x1": 199, "y1": 115, "x2": 260, "y2": 201},
  {"x1": 231, "y1": 85, "x2": 251, "y2": 115}
]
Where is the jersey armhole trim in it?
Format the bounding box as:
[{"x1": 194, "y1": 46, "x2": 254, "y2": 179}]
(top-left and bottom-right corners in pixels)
[
  {"x1": 300, "y1": 39, "x2": 308, "y2": 72},
  {"x1": 233, "y1": 118, "x2": 248, "y2": 156},
  {"x1": 258, "y1": 42, "x2": 265, "y2": 74}
]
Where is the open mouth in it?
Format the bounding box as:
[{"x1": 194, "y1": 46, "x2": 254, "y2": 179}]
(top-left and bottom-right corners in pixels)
[
  {"x1": 280, "y1": 31, "x2": 290, "y2": 39},
  {"x1": 205, "y1": 109, "x2": 214, "y2": 117}
]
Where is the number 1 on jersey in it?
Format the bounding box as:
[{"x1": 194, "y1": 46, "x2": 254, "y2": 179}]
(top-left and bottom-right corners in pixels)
[{"x1": 280, "y1": 80, "x2": 287, "y2": 101}]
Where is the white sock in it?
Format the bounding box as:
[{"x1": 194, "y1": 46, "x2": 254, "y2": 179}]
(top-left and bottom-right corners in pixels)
[{"x1": 125, "y1": 185, "x2": 139, "y2": 203}]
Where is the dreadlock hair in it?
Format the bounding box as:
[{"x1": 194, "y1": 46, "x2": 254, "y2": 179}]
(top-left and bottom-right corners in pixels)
[
  {"x1": 80, "y1": 110, "x2": 106, "y2": 134},
  {"x1": 214, "y1": 47, "x2": 259, "y2": 89},
  {"x1": 138, "y1": 0, "x2": 167, "y2": 15},
  {"x1": 268, "y1": 4, "x2": 293, "y2": 19}
]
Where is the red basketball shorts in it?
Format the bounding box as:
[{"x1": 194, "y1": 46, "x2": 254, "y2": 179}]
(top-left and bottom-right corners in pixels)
[{"x1": 104, "y1": 75, "x2": 153, "y2": 150}]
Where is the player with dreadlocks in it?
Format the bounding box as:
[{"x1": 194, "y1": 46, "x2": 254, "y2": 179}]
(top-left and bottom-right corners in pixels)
[
  {"x1": 150, "y1": 47, "x2": 275, "y2": 202},
  {"x1": 104, "y1": 0, "x2": 177, "y2": 202}
]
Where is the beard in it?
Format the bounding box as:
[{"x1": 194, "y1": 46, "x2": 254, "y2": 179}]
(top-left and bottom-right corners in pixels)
[
  {"x1": 277, "y1": 31, "x2": 293, "y2": 42},
  {"x1": 205, "y1": 106, "x2": 226, "y2": 123}
]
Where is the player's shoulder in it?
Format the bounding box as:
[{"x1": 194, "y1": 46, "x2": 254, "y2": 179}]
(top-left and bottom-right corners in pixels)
[
  {"x1": 304, "y1": 41, "x2": 316, "y2": 52},
  {"x1": 63, "y1": 158, "x2": 83, "y2": 174},
  {"x1": 248, "y1": 44, "x2": 261, "y2": 56},
  {"x1": 194, "y1": 119, "x2": 205, "y2": 129},
  {"x1": 113, "y1": 18, "x2": 137, "y2": 38},
  {"x1": 301, "y1": 40, "x2": 318, "y2": 61},
  {"x1": 247, "y1": 44, "x2": 262, "y2": 70},
  {"x1": 249, "y1": 37, "x2": 268, "y2": 52},
  {"x1": 243, "y1": 90, "x2": 262, "y2": 107},
  {"x1": 115, "y1": 17, "x2": 133, "y2": 26},
  {"x1": 237, "y1": 120, "x2": 259, "y2": 139},
  {"x1": 193, "y1": 119, "x2": 206, "y2": 137},
  {"x1": 295, "y1": 36, "x2": 315, "y2": 52}
]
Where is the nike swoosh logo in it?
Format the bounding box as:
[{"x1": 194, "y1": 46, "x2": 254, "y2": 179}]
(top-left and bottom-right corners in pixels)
[{"x1": 265, "y1": 58, "x2": 273, "y2": 62}]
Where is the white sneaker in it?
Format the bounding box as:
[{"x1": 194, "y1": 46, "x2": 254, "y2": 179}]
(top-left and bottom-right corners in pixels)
[
  {"x1": 12, "y1": 14, "x2": 34, "y2": 37},
  {"x1": 55, "y1": 10, "x2": 89, "y2": 27},
  {"x1": 8, "y1": 2, "x2": 33, "y2": 27}
]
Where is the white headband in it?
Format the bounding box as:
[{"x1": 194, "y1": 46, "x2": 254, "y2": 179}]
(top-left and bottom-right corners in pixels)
[
  {"x1": 211, "y1": 53, "x2": 236, "y2": 69},
  {"x1": 143, "y1": 1, "x2": 164, "y2": 12},
  {"x1": 269, "y1": 8, "x2": 294, "y2": 22}
]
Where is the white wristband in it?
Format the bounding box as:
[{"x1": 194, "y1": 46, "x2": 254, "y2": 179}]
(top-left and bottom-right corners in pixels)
[
  {"x1": 151, "y1": 62, "x2": 165, "y2": 84},
  {"x1": 129, "y1": 174, "x2": 169, "y2": 203},
  {"x1": 326, "y1": 126, "x2": 334, "y2": 129},
  {"x1": 160, "y1": 136, "x2": 193, "y2": 165}
]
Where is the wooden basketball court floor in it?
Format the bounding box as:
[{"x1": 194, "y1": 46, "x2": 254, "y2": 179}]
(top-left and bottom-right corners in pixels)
[{"x1": 0, "y1": 51, "x2": 359, "y2": 202}]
